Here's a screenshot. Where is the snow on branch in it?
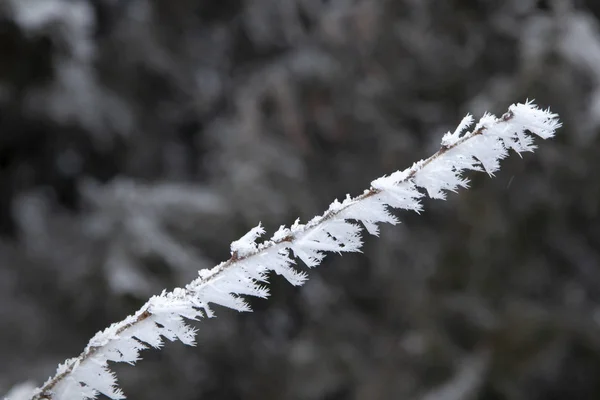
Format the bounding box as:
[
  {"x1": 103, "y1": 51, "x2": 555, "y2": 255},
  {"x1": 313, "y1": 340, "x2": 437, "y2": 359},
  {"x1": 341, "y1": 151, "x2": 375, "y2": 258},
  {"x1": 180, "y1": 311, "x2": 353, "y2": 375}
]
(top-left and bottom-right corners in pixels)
[{"x1": 20, "y1": 101, "x2": 560, "y2": 400}]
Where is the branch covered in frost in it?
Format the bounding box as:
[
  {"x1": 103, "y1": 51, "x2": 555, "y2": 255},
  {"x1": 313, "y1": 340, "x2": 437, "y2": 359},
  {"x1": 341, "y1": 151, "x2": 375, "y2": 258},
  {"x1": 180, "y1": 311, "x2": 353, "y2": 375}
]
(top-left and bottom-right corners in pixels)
[{"x1": 22, "y1": 101, "x2": 560, "y2": 400}]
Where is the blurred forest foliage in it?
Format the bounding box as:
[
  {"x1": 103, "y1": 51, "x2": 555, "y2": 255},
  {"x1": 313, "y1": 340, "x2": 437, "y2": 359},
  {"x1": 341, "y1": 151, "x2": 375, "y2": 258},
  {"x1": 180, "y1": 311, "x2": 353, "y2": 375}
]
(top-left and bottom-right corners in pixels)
[{"x1": 1, "y1": 0, "x2": 600, "y2": 399}]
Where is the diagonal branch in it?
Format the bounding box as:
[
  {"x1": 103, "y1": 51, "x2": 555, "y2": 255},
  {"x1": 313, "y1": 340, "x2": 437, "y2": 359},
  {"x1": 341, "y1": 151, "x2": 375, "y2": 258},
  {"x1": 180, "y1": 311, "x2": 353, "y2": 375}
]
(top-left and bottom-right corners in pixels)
[{"x1": 26, "y1": 101, "x2": 560, "y2": 400}]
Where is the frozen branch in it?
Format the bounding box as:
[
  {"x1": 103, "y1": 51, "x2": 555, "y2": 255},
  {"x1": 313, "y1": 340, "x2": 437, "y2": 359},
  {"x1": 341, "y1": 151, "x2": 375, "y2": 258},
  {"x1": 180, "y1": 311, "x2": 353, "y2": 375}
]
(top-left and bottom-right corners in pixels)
[{"x1": 21, "y1": 101, "x2": 560, "y2": 400}]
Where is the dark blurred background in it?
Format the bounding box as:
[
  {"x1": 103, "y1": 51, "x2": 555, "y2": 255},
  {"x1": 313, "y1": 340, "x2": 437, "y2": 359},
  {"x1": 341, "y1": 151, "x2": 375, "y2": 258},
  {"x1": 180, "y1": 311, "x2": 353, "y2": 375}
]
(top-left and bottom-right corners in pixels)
[{"x1": 0, "y1": 0, "x2": 598, "y2": 399}]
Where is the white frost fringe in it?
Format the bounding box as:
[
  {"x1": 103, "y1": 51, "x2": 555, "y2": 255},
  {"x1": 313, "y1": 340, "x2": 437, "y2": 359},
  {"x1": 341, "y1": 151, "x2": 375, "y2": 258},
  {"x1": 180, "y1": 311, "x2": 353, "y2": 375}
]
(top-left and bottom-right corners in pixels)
[{"x1": 18, "y1": 101, "x2": 560, "y2": 400}]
